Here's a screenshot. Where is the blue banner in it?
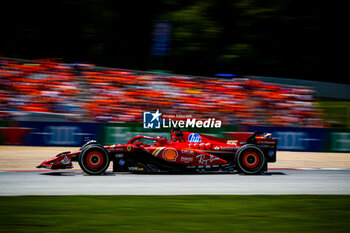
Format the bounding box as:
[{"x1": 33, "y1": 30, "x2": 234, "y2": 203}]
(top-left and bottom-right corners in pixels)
[
  {"x1": 247, "y1": 126, "x2": 327, "y2": 152},
  {"x1": 151, "y1": 20, "x2": 171, "y2": 56},
  {"x1": 19, "y1": 121, "x2": 102, "y2": 146}
]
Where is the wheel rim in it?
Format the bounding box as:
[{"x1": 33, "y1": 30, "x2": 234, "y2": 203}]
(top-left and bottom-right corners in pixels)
[
  {"x1": 86, "y1": 151, "x2": 104, "y2": 168},
  {"x1": 242, "y1": 151, "x2": 260, "y2": 168}
]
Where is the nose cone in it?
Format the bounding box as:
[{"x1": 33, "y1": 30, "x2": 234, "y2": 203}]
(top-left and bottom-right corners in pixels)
[
  {"x1": 36, "y1": 153, "x2": 73, "y2": 169},
  {"x1": 37, "y1": 156, "x2": 57, "y2": 169}
]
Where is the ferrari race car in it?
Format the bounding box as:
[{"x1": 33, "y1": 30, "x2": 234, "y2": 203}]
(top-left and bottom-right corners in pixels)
[{"x1": 37, "y1": 129, "x2": 277, "y2": 175}]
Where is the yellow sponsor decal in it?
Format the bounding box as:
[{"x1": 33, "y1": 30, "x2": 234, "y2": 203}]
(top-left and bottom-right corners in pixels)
[
  {"x1": 152, "y1": 147, "x2": 164, "y2": 156},
  {"x1": 127, "y1": 146, "x2": 132, "y2": 152}
]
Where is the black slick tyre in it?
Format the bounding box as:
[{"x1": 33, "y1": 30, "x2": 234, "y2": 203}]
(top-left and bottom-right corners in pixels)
[
  {"x1": 235, "y1": 145, "x2": 265, "y2": 175},
  {"x1": 80, "y1": 140, "x2": 102, "y2": 151},
  {"x1": 79, "y1": 145, "x2": 110, "y2": 175}
]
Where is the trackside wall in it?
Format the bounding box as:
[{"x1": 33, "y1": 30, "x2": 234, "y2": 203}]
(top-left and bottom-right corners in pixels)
[{"x1": 0, "y1": 121, "x2": 349, "y2": 152}]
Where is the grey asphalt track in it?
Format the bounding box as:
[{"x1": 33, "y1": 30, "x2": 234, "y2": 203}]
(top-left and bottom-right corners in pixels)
[{"x1": 1, "y1": 169, "x2": 350, "y2": 195}]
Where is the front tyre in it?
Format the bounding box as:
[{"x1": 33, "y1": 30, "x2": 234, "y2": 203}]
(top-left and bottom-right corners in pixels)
[
  {"x1": 80, "y1": 140, "x2": 102, "y2": 151},
  {"x1": 235, "y1": 145, "x2": 265, "y2": 175},
  {"x1": 79, "y1": 145, "x2": 110, "y2": 175}
]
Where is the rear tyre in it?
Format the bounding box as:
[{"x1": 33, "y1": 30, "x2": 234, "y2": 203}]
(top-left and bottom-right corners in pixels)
[
  {"x1": 235, "y1": 145, "x2": 265, "y2": 175},
  {"x1": 79, "y1": 145, "x2": 110, "y2": 175}
]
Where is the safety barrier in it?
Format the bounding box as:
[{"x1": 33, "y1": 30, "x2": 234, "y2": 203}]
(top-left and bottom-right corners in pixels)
[
  {"x1": 246, "y1": 126, "x2": 350, "y2": 152},
  {"x1": 0, "y1": 121, "x2": 349, "y2": 152}
]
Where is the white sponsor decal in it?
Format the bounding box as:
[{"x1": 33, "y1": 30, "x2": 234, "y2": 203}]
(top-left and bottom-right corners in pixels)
[
  {"x1": 257, "y1": 140, "x2": 276, "y2": 145},
  {"x1": 181, "y1": 150, "x2": 194, "y2": 154},
  {"x1": 181, "y1": 157, "x2": 193, "y2": 163},
  {"x1": 60, "y1": 156, "x2": 70, "y2": 165},
  {"x1": 227, "y1": 140, "x2": 238, "y2": 145},
  {"x1": 196, "y1": 154, "x2": 220, "y2": 165},
  {"x1": 218, "y1": 146, "x2": 236, "y2": 150}
]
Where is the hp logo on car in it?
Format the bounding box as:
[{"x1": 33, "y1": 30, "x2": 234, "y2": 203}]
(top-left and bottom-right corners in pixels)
[{"x1": 188, "y1": 133, "x2": 202, "y2": 142}]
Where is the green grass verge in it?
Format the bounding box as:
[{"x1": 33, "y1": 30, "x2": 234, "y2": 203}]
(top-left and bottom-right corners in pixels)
[
  {"x1": 0, "y1": 195, "x2": 350, "y2": 233},
  {"x1": 318, "y1": 101, "x2": 350, "y2": 128}
]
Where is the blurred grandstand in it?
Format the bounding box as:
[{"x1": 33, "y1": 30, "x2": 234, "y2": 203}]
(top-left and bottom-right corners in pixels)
[{"x1": 0, "y1": 57, "x2": 327, "y2": 127}]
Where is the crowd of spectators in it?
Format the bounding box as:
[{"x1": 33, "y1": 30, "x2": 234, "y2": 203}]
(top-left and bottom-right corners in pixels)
[{"x1": 0, "y1": 57, "x2": 328, "y2": 127}]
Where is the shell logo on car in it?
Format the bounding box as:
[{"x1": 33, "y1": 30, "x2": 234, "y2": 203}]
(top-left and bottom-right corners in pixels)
[
  {"x1": 151, "y1": 147, "x2": 178, "y2": 161},
  {"x1": 162, "y1": 148, "x2": 178, "y2": 161}
]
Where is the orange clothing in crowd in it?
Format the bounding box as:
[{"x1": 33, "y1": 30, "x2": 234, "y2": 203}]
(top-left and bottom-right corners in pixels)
[{"x1": 0, "y1": 58, "x2": 328, "y2": 127}]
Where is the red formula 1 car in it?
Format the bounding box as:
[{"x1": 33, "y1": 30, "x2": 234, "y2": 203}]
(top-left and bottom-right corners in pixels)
[{"x1": 37, "y1": 129, "x2": 277, "y2": 175}]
